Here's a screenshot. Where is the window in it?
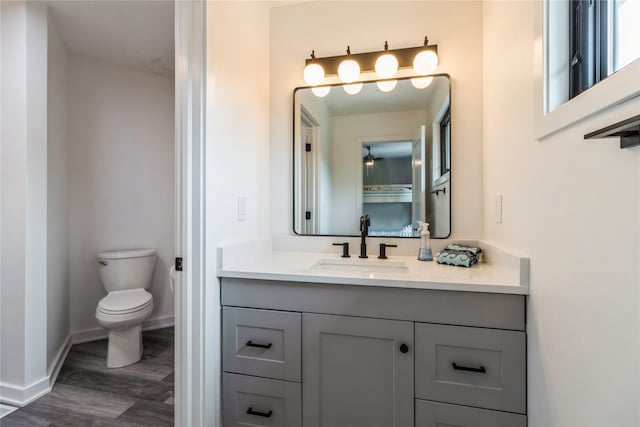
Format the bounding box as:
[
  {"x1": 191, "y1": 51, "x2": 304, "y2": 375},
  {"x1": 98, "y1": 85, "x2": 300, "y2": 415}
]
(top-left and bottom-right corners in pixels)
[{"x1": 569, "y1": 0, "x2": 640, "y2": 99}]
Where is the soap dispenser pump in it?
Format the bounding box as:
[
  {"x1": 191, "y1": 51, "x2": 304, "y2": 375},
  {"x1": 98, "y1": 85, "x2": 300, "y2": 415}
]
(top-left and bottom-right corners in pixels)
[{"x1": 417, "y1": 222, "x2": 433, "y2": 261}]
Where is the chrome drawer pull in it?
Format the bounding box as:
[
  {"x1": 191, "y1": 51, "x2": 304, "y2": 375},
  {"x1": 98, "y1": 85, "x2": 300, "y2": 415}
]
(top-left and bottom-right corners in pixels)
[
  {"x1": 452, "y1": 362, "x2": 486, "y2": 373},
  {"x1": 246, "y1": 340, "x2": 272, "y2": 349},
  {"x1": 247, "y1": 407, "x2": 273, "y2": 418}
]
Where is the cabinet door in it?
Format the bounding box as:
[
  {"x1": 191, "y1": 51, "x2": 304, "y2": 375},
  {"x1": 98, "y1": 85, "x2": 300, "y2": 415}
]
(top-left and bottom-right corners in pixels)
[{"x1": 303, "y1": 313, "x2": 414, "y2": 427}]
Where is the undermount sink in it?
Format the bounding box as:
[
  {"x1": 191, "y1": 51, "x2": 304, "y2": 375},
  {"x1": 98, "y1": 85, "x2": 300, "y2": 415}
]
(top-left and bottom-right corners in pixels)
[{"x1": 310, "y1": 258, "x2": 409, "y2": 274}]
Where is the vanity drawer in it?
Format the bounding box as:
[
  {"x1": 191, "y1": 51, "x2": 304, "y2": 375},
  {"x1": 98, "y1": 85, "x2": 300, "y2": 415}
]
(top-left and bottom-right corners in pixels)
[
  {"x1": 415, "y1": 323, "x2": 526, "y2": 414},
  {"x1": 415, "y1": 400, "x2": 526, "y2": 427},
  {"x1": 223, "y1": 373, "x2": 302, "y2": 427},
  {"x1": 223, "y1": 307, "x2": 301, "y2": 382}
]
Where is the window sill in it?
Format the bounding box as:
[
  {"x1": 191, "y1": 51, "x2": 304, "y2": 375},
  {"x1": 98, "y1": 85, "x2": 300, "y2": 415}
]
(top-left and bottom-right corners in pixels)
[{"x1": 535, "y1": 59, "x2": 640, "y2": 141}]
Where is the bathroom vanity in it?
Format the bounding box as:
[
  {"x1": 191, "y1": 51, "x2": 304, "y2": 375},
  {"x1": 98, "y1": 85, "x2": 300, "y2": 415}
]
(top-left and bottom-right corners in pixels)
[{"x1": 218, "y1": 245, "x2": 529, "y2": 427}]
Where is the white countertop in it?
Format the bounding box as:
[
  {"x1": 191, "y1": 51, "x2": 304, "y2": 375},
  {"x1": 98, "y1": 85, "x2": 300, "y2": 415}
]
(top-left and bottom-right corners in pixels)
[{"x1": 218, "y1": 241, "x2": 529, "y2": 295}]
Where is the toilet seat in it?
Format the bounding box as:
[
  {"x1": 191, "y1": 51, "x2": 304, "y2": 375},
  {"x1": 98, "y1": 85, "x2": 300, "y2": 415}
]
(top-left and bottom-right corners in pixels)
[{"x1": 98, "y1": 289, "x2": 152, "y2": 315}]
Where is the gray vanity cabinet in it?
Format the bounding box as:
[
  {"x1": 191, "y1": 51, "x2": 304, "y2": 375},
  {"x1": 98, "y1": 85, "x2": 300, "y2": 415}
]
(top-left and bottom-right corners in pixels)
[
  {"x1": 220, "y1": 277, "x2": 527, "y2": 427},
  {"x1": 302, "y1": 313, "x2": 414, "y2": 427}
]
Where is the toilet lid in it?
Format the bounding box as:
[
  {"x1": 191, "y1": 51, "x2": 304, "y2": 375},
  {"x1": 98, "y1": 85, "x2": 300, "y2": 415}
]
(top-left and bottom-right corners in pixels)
[{"x1": 98, "y1": 289, "x2": 153, "y2": 314}]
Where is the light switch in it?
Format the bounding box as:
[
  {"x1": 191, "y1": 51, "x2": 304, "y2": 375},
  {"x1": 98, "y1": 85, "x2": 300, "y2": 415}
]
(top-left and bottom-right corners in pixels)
[
  {"x1": 237, "y1": 196, "x2": 247, "y2": 222},
  {"x1": 495, "y1": 194, "x2": 503, "y2": 224}
]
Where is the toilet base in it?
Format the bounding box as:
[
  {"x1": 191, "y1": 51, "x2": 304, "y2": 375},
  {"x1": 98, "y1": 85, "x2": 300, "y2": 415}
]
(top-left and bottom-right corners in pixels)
[{"x1": 107, "y1": 325, "x2": 143, "y2": 368}]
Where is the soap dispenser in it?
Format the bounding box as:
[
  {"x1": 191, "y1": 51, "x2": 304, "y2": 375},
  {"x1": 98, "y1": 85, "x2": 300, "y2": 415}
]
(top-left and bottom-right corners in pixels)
[{"x1": 417, "y1": 222, "x2": 433, "y2": 261}]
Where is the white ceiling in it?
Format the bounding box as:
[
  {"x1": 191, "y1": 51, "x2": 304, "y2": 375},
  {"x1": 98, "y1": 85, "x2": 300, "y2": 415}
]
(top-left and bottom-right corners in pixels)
[{"x1": 47, "y1": 0, "x2": 174, "y2": 76}]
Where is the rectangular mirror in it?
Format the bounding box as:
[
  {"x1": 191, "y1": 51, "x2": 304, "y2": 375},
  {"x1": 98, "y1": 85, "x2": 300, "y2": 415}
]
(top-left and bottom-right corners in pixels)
[{"x1": 293, "y1": 75, "x2": 451, "y2": 238}]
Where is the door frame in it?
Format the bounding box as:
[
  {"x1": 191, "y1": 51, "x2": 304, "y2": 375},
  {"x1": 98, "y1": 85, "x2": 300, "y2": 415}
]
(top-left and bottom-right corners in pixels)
[
  {"x1": 300, "y1": 106, "x2": 321, "y2": 234},
  {"x1": 175, "y1": 1, "x2": 208, "y2": 426}
]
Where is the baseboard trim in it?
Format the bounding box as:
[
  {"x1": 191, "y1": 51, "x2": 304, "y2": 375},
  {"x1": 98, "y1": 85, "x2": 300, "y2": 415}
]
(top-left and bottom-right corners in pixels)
[
  {"x1": 0, "y1": 376, "x2": 50, "y2": 407},
  {"x1": 0, "y1": 334, "x2": 73, "y2": 407},
  {"x1": 142, "y1": 315, "x2": 175, "y2": 332},
  {"x1": 71, "y1": 315, "x2": 175, "y2": 345},
  {"x1": 48, "y1": 335, "x2": 72, "y2": 387}
]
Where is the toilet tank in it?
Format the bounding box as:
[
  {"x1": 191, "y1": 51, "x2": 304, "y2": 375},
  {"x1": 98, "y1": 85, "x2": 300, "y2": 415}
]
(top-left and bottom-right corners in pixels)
[{"x1": 96, "y1": 249, "x2": 157, "y2": 292}]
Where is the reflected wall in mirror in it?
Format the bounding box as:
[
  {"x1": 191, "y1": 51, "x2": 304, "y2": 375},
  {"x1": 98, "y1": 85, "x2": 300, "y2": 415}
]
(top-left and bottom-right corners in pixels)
[{"x1": 293, "y1": 75, "x2": 451, "y2": 238}]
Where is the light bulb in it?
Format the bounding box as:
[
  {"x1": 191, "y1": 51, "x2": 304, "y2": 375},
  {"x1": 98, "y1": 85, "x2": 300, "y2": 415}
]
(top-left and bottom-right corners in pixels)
[
  {"x1": 413, "y1": 50, "x2": 438, "y2": 75},
  {"x1": 343, "y1": 83, "x2": 363, "y2": 95},
  {"x1": 338, "y1": 59, "x2": 360, "y2": 83},
  {"x1": 411, "y1": 76, "x2": 433, "y2": 89},
  {"x1": 303, "y1": 63, "x2": 325, "y2": 86},
  {"x1": 311, "y1": 86, "x2": 330, "y2": 97},
  {"x1": 376, "y1": 80, "x2": 397, "y2": 92},
  {"x1": 375, "y1": 53, "x2": 398, "y2": 78}
]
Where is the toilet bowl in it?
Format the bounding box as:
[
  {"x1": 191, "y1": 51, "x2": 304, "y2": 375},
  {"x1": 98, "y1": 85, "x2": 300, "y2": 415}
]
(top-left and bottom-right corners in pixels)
[{"x1": 95, "y1": 249, "x2": 156, "y2": 368}]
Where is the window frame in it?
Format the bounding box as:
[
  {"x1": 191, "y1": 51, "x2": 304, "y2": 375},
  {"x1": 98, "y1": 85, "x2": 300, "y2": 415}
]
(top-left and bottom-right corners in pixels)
[
  {"x1": 568, "y1": 0, "x2": 611, "y2": 100},
  {"x1": 534, "y1": 0, "x2": 640, "y2": 140},
  {"x1": 439, "y1": 108, "x2": 451, "y2": 176}
]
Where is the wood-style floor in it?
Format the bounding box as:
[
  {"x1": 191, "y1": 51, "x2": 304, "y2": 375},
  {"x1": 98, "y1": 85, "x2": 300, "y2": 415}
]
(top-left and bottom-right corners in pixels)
[{"x1": 1, "y1": 327, "x2": 174, "y2": 427}]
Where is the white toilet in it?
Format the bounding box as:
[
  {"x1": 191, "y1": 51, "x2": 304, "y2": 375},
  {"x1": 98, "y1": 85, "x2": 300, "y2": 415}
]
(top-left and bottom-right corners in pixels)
[{"x1": 95, "y1": 248, "x2": 156, "y2": 368}]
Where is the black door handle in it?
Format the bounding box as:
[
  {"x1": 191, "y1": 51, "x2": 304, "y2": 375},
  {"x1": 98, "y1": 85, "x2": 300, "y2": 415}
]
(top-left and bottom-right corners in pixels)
[
  {"x1": 399, "y1": 343, "x2": 409, "y2": 353},
  {"x1": 247, "y1": 407, "x2": 273, "y2": 418},
  {"x1": 452, "y1": 362, "x2": 486, "y2": 373},
  {"x1": 246, "y1": 340, "x2": 272, "y2": 349}
]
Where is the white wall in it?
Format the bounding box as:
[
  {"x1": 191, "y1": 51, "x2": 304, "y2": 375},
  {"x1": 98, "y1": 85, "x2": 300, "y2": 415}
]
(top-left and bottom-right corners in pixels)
[
  {"x1": 68, "y1": 57, "x2": 175, "y2": 335},
  {"x1": 206, "y1": 1, "x2": 270, "y2": 247},
  {"x1": 46, "y1": 13, "x2": 70, "y2": 371},
  {"x1": 483, "y1": 2, "x2": 640, "y2": 426},
  {"x1": 205, "y1": 2, "x2": 271, "y2": 425},
  {"x1": 0, "y1": 0, "x2": 49, "y2": 403},
  {"x1": 270, "y1": 1, "x2": 484, "y2": 240}
]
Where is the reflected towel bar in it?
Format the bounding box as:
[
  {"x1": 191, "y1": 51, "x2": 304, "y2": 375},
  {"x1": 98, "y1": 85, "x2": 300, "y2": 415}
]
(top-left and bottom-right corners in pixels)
[{"x1": 584, "y1": 114, "x2": 640, "y2": 149}]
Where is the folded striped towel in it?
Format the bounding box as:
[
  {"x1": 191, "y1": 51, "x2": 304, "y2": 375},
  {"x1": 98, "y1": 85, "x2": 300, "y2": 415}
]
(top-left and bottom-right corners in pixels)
[
  {"x1": 436, "y1": 244, "x2": 482, "y2": 268},
  {"x1": 445, "y1": 243, "x2": 482, "y2": 255}
]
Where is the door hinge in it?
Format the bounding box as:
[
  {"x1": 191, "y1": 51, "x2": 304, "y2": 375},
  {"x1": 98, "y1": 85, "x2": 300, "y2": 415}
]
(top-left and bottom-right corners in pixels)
[
  {"x1": 305, "y1": 143, "x2": 311, "y2": 152},
  {"x1": 305, "y1": 211, "x2": 311, "y2": 220},
  {"x1": 175, "y1": 257, "x2": 183, "y2": 271}
]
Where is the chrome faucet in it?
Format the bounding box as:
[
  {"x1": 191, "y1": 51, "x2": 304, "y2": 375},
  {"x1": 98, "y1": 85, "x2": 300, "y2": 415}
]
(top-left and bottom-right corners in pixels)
[{"x1": 359, "y1": 215, "x2": 370, "y2": 258}]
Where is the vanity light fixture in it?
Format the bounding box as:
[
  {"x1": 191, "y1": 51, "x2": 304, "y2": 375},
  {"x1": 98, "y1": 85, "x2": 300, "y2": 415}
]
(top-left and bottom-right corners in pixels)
[
  {"x1": 337, "y1": 46, "x2": 361, "y2": 83},
  {"x1": 303, "y1": 37, "x2": 438, "y2": 93},
  {"x1": 303, "y1": 50, "x2": 325, "y2": 86},
  {"x1": 413, "y1": 37, "x2": 439, "y2": 75},
  {"x1": 375, "y1": 41, "x2": 398, "y2": 78}
]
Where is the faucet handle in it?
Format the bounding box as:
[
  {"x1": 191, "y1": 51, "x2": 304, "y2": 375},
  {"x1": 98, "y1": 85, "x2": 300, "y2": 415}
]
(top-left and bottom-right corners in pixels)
[
  {"x1": 378, "y1": 243, "x2": 397, "y2": 259},
  {"x1": 333, "y1": 242, "x2": 350, "y2": 258}
]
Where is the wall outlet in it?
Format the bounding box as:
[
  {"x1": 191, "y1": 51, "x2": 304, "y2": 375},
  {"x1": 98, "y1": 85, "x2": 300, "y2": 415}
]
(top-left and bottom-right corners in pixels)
[
  {"x1": 237, "y1": 196, "x2": 247, "y2": 222},
  {"x1": 495, "y1": 194, "x2": 503, "y2": 224}
]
